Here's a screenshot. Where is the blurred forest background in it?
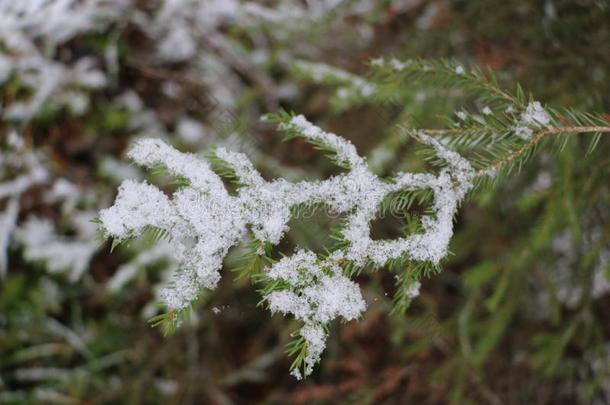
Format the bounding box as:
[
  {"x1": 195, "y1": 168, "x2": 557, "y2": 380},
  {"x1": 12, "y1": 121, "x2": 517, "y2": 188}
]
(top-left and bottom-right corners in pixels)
[{"x1": 1, "y1": 0, "x2": 610, "y2": 404}]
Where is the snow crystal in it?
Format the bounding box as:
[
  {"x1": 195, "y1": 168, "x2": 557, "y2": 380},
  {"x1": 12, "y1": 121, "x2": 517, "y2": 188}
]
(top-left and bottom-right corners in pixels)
[
  {"x1": 290, "y1": 368, "x2": 303, "y2": 381},
  {"x1": 127, "y1": 138, "x2": 227, "y2": 192}
]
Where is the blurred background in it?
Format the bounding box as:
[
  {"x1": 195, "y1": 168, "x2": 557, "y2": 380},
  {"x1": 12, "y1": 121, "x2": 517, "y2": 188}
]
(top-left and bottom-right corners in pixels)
[{"x1": 1, "y1": 0, "x2": 609, "y2": 403}]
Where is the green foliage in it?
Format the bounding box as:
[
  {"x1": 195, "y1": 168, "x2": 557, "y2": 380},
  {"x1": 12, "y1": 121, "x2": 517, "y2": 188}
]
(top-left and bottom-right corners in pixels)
[
  {"x1": 391, "y1": 262, "x2": 438, "y2": 316},
  {"x1": 148, "y1": 305, "x2": 193, "y2": 337},
  {"x1": 371, "y1": 58, "x2": 522, "y2": 108},
  {"x1": 233, "y1": 238, "x2": 274, "y2": 283}
]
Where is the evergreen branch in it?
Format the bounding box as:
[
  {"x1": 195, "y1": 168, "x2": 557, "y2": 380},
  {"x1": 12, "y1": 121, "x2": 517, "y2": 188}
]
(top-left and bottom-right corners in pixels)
[
  {"x1": 474, "y1": 125, "x2": 610, "y2": 178},
  {"x1": 371, "y1": 58, "x2": 520, "y2": 106}
]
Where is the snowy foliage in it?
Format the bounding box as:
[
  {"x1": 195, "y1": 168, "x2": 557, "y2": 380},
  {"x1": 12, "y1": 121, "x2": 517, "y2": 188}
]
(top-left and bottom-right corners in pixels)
[
  {"x1": 292, "y1": 60, "x2": 376, "y2": 108},
  {"x1": 15, "y1": 216, "x2": 98, "y2": 282},
  {"x1": 2, "y1": 0, "x2": 391, "y2": 297},
  {"x1": 99, "y1": 113, "x2": 475, "y2": 377},
  {"x1": 1, "y1": 0, "x2": 609, "y2": 399},
  {"x1": 0, "y1": 132, "x2": 103, "y2": 281},
  {"x1": 0, "y1": 0, "x2": 120, "y2": 120},
  {"x1": 0, "y1": 133, "x2": 48, "y2": 276},
  {"x1": 265, "y1": 251, "x2": 366, "y2": 379}
]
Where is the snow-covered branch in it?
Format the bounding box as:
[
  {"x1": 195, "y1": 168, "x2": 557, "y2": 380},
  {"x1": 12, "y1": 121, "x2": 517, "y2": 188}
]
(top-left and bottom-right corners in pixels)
[{"x1": 99, "y1": 113, "x2": 475, "y2": 377}]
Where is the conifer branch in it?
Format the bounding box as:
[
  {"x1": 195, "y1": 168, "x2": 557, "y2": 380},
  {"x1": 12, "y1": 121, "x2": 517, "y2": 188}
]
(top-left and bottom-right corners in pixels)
[
  {"x1": 98, "y1": 56, "x2": 610, "y2": 380},
  {"x1": 473, "y1": 125, "x2": 610, "y2": 178}
]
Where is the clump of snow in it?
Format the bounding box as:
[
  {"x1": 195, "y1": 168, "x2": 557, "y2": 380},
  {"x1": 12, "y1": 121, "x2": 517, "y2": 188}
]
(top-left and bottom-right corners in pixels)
[
  {"x1": 521, "y1": 101, "x2": 551, "y2": 128},
  {"x1": 265, "y1": 251, "x2": 366, "y2": 377},
  {"x1": 514, "y1": 125, "x2": 534, "y2": 140},
  {"x1": 513, "y1": 101, "x2": 552, "y2": 140},
  {"x1": 100, "y1": 180, "x2": 174, "y2": 239},
  {"x1": 100, "y1": 140, "x2": 246, "y2": 309},
  {"x1": 406, "y1": 280, "x2": 422, "y2": 299}
]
